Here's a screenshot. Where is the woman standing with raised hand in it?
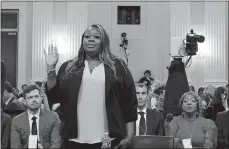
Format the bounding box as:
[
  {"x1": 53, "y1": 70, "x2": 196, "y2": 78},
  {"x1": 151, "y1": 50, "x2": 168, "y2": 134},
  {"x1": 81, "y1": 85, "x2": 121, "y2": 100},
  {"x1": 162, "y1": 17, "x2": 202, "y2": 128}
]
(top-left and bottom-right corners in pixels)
[{"x1": 44, "y1": 24, "x2": 137, "y2": 149}]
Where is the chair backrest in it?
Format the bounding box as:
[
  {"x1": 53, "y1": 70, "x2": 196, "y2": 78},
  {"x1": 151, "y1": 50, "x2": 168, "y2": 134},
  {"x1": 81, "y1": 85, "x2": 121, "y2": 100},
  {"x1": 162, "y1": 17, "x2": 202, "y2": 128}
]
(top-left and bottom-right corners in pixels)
[{"x1": 131, "y1": 135, "x2": 176, "y2": 148}]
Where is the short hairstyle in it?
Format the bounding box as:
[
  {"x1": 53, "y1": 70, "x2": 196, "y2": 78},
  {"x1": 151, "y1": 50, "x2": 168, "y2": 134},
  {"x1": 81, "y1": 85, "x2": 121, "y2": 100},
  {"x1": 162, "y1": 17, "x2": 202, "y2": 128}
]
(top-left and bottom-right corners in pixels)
[
  {"x1": 21, "y1": 84, "x2": 28, "y2": 88},
  {"x1": 154, "y1": 86, "x2": 166, "y2": 96},
  {"x1": 135, "y1": 83, "x2": 148, "y2": 92},
  {"x1": 180, "y1": 91, "x2": 201, "y2": 112},
  {"x1": 35, "y1": 81, "x2": 42, "y2": 88},
  {"x1": 198, "y1": 87, "x2": 204, "y2": 93},
  {"x1": 226, "y1": 84, "x2": 229, "y2": 88},
  {"x1": 138, "y1": 77, "x2": 151, "y2": 88},
  {"x1": 144, "y1": 70, "x2": 151, "y2": 75},
  {"x1": 4, "y1": 81, "x2": 13, "y2": 93},
  {"x1": 213, "y1": 86, "x2": 226, "y2": 102},
  {"x1": 23, "y1": 85, "x2": 42, "y2": 99},
  {"x1": 189, "y1": 85, "x2": 195, "y2": 92}
]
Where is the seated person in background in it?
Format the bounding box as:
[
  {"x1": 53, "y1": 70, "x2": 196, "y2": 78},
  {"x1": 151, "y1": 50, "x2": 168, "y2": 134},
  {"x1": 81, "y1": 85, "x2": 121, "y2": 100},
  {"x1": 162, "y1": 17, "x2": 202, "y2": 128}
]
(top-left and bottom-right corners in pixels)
[
  {"x1": 11, "y1": 85, "x2": 62, "y2": 149},
  {"x1": 135, "y1": 83, "x2": 164, "y2": 136},
  {"x1": 13, "y1": 88, "x2": 19, "y2": 98},
  {"x1": 165, "y1": 91, "x2": 217, "y2": 148},
  {"x1": 210, "y1": 86, "x2": 226, "y2": 121},
  {"x1": 153, "y1": 86, "x2": 166, "y2": 97},
  {"x1": 138, "y1": 77, "x2": 151, "y2": 89},
  {"x1": 198, "y1": 87, "x2": 205, "y2": 97},
  {"x1": 149, "y1": 93, "x2": 159, "y2": 110},
  {"x1": 204, "y1": 85, "x2": 217, "y2": 105},
  {"x1": 199, "y1": 94, "x2": 211, "y2": 118},
  {"x1": 222, "y1": 88, "x2": 228, "y2": 111},
  {"x1": 18, "y1": 84, "x2": 28, "y2": 98},
  {"x1": 189, "y1": 85, "x2": 195, "y2": 92},
  {"x1": 139, "y1": 70, "x2": 154, "y2": 86},
  {"x1": 215, "y1": 96, "x2": 229, "y2": 149},
  {"x1": 2, "y1": 81, "x2": 26, "y2": 118}
]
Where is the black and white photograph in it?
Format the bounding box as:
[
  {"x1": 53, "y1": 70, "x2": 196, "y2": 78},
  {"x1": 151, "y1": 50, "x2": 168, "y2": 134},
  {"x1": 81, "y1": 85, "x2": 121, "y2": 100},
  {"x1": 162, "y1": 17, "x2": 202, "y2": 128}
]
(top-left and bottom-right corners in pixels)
[{"x1": 1, "y1": 1, "x2": 228, "y2": 149}]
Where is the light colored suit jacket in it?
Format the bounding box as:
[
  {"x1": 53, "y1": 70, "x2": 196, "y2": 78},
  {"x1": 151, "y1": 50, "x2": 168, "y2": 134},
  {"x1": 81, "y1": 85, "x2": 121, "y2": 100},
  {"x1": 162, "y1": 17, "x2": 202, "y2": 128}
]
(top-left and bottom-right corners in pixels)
[{"x1": 11, "y1": 109, "x2": 62, "y2": 149}]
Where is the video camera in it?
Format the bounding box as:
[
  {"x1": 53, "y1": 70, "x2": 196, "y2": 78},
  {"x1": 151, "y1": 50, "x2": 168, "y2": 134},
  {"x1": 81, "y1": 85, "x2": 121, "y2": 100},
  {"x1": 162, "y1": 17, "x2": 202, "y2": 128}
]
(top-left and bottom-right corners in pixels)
[{"x1": 185, "y1": 29, "x2": 205, "y2": 56}]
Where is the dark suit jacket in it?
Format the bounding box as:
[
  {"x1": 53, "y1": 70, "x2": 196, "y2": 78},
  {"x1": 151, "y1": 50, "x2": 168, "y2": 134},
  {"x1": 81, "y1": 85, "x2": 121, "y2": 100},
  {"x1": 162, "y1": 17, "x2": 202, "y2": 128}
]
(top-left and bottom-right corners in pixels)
[
  {"x1": 1, "y1": 111, "x2": 11, "y2": 149},
  {"x1": 3, "y1": 96, "x2": 26, "y2": 118},
  {"x1": 146, "y1": 108, "x2": 165, "y2": 136},
  {"x1": 1, "y1": 60, "x2": 6, "y2": 98},
  {"x1": 210, "y1": 99, "x2": 225, "y2": 121},
  {"x1": 215, "y1": 111, "x2": 229, "y2": 149},
  {"x1": 47, "y1": 59, "x2": 138, "y2": 140},
  {"x1": 11, "y1": 109, "x2": 62, "y2": 149}
]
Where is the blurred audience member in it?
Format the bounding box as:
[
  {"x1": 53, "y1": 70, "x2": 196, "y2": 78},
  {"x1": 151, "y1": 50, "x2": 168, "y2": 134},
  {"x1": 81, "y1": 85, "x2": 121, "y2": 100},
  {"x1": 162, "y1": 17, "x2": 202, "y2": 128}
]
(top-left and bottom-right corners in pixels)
[
  {"x1": 189, "y1": 85, "x2": 195, "y2": 92},
  {"x1": 139, "y1": 70, "x2": 154, "y2": 88},
  {"x1": 13, "y1": 88, "x2": 19, "y2": 98},
  {"x1": 165, "y1": 91, "x2": 217, "y2": 148},
  {"x1": 215, "y1": 96, "x2": 229, "y2": 149},
  {"x1": 204, "y1": 85, "x2": 216, "y2": 105},
  {"x1": 154, "y1": 86, "x2": 166, "y2": 96},
  {"x1": 18, "y1": 84, "x2": 28, "y2": 98},
  {"x1": 198, "y1": 87, "x2": 205, "y2": 97},
  {"x1": 210, "y1": 86, "x2": 226, "y2": 121},
  {"x1": 222, "y1": 88, "x2": 228, "y2": 111},
  {"x1": 2, "y1": 81, "x2": 26, "y2": 118},
  {"x1": 199, "y1": 94, "x2": 211, "y2": 118}
]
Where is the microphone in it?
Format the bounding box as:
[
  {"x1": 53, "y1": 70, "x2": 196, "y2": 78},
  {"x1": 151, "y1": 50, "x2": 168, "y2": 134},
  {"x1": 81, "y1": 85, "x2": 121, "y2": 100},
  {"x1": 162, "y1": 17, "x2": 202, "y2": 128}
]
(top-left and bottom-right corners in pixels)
[{"x1": 166, "y1": 113, "x2": 173, "y2": 123}]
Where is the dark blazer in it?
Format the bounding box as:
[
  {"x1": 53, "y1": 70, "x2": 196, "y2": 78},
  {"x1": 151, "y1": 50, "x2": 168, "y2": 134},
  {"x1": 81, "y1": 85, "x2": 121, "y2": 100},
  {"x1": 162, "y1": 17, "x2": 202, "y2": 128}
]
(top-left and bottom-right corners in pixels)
[
  {"x1": 11, "y1": 109, "x2": 62, "y2": 149},
  {"x1": 1, "y1": 111, "x2": 11, "y2": 149},
  {"x1": 3, "y1": 96, "x2": 26, "y2": 118},
  {"x1": 210, "y1": 98, "x2": 225, "y2": 121},
  {"x1": 1, "y1": 60, "x2": 6, "y2": 98},
  {"x1": 146, "y1": 108, "x2": 165, "y2": 136},
  {"x1": 47, "y1": 59, "x2": 138, "y2": 140},
  {"x1": 215, "y1": 111, "x2": 229, "y2": 149}
]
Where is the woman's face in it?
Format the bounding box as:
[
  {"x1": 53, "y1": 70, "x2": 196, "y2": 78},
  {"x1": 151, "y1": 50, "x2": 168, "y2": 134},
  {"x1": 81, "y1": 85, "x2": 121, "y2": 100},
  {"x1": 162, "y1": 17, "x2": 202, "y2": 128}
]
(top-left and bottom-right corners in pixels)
[
  {"x1": 222, "y1": 90, "x2": 228, "y2": 100},
  {"x1": 83, "y1": 27, "x2": 101, "y2": 58},
  {"x1": 182, "y1": 94, "x2": 198, "y2": 113},
  {"x1": 200, "y1": 100, "x2": 208, "y2": 110}
]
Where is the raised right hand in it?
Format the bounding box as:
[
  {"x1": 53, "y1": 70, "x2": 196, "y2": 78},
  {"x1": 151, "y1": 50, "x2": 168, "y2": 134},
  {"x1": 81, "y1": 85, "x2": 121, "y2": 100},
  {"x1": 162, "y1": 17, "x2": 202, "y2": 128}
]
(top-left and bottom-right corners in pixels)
[{"x1": 43, "y1": 43, "x2": 59, "y2": 69}]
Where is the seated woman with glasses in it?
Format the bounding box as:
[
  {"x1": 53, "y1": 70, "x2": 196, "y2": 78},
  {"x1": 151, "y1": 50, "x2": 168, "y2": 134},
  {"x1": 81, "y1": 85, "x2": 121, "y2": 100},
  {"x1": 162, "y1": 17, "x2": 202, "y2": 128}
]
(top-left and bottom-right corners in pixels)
[{"x1": 165, "y1": 91, "x2": 218, "y2": 148}]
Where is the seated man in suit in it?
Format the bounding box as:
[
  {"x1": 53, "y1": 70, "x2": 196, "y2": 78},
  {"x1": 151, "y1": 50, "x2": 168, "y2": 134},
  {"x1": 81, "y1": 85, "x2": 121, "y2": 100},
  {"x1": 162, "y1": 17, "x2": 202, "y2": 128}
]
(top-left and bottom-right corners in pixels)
[
  {"x1": 11, "y1": 85, "x2": 62, "y2": 149},
  {"x1": 135, "y1": 83, "x2": 165, "y2": 136},
  {"x1": 2, "y1": 81, "x2": 26, "y2": 118},
  {"x1": 216, "y1": 96, "x2": 229, "y2": 149}
]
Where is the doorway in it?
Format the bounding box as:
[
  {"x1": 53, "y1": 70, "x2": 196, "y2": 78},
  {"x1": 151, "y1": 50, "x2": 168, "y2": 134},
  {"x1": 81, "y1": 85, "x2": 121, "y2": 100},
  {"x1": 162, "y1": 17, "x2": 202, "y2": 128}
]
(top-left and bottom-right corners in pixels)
[{"x1": 1, "y1": 9, "x2": 19, "y2": 88}]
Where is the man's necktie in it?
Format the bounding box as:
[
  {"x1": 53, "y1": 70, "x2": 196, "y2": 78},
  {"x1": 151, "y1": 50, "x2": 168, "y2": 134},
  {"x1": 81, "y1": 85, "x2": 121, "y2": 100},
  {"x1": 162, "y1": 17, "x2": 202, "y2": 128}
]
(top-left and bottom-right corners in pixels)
[
  {"x1": 31, "y1": 116, "x2": 37, "y2": 135},
  {"x1": 138, "y1": 111, "x2": 146, "y2": 135}
]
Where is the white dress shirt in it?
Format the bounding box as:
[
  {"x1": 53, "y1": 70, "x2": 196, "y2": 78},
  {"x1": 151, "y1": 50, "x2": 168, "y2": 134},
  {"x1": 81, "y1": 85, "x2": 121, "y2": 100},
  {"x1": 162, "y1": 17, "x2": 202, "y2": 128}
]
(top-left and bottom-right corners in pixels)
[
  {"x1": 69, "y1": 60, "x2": 107, "y2": 143},
  {"x1": 28, "y1": 109, "x2": 40, "y2": 139},
  {"x1": 136, "y1": 107, "x2": 147, "y2": 136}
]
